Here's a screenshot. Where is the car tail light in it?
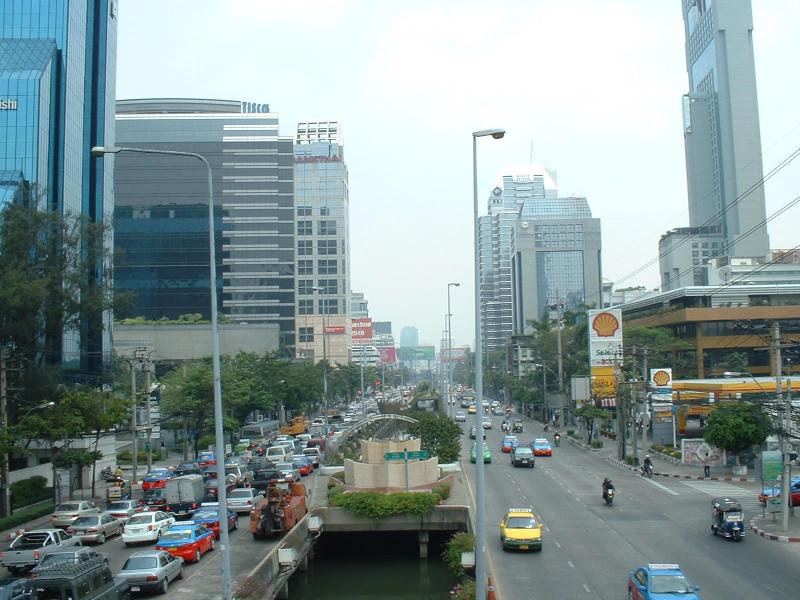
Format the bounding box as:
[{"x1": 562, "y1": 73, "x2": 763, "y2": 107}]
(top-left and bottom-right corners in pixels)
[
  {"x1": 192, "y1": 503, "x2": 197, "y2": 509},
  {"x1": 34, "y1": 550, "x2": 41, "y2": 560},
  {"x1": 165, "y1": 507, "x2": 171, "y2": 511},
  {"x1": 0, "y1": 552, "x2": 4, "y2": 560},
  {"x1": 146, "y1": 576, "x2": 158, "y2": 582}
]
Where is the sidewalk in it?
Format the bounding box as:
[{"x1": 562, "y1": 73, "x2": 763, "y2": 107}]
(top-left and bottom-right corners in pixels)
[{"x1": 749, "y1": 513, "x2": 800, "y2": 543}]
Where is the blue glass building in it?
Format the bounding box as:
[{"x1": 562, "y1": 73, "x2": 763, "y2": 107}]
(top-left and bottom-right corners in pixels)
[{"x1": 0, "y1": 1, "x2": 118, "y2": 376}]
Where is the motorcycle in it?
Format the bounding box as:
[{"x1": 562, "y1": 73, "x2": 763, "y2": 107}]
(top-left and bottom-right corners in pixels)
[
  {"x1": 553, "y1": 434, "x2": 561, "y2": 447},
  {"x1": 641, "y1": 463, "x2": 653, "y2": 478},
  {"x1": 544, "y1": 423, "x2": 549, "y2": 432},
  {"x1": 603, "y1": 486, "x2": 614, "y2": 506},
  {"x1": 101, "y1": 466, "x2": 118, "y2": 482}
]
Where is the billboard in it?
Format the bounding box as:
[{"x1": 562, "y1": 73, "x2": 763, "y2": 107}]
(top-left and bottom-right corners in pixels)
[
  {"x1": 378, "y1": 347, "x2": 397, "y2": 364},
  {"x1": 351, "y1": 318, "x2": 373, "y2": 343},
  {"x1": 324, "y1": 325, "x2": 345, "y2": 335},
  {"x1": 650, "y1": 368, "x2": 673, "y2": 402},
  {"x1": 590, "y1": 365, "x2": 617, "y2": 400},
  {"x1": 398, "y1": 346, "x2": 435, "y2": 361},
  {"x1": 588, "y1": 308, "x2": 623, "y2": 367}
]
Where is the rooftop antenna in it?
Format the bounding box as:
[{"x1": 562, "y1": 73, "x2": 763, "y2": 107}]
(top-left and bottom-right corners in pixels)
[{"x1": 529, "y1": 141, "x2": 534, "y2": 164}]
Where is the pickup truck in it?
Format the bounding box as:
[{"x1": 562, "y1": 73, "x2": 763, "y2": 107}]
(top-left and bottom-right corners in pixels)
[{"x1": 1, "y1": 529, "x2": 82, "y2": 574}]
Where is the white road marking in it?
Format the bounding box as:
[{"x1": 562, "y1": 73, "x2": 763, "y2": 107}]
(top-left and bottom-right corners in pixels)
[
  {"x1": 554, "y1": 541, "x2": 561, "y2": 548},
  {"x1": 681, "y1": 481, "x2": 762, "y2": 510},
  {"x1": 644, "y1": 478, "x2": 680, "y2": 496},
  {"x1": 583, "y1": 584, "x2": 591, "y2": 593},
  {"x1": 568, "y1": 560, "x2": 575, "y2": 568},
  {"x1": 544, "y1": 526, "x2": 551, "y2": 532}
]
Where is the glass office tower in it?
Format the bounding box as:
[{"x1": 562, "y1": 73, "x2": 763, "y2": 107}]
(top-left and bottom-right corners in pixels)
[{"x1": 0, "y1": 1, "x2": 118, "y2": 376}]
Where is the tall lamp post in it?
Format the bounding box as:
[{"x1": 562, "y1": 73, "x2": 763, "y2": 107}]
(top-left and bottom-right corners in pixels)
[
  {"x1": 90, "y1": 146, "x2": 232, "y2": 600},
  {"x1": 312, "y1": 287, "x2": 330, "y2": 428},
  {"x1": 447, "y1": 282, "x2": 460, "y2": 418},
  {"x1": 472, "y1": 128, "x2": 504, "y2": 600}
]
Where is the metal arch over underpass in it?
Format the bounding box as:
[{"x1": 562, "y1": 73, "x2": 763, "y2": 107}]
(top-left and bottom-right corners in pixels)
[{"x1": 336, "y1": 413, "x2": 419, "y2": 445}]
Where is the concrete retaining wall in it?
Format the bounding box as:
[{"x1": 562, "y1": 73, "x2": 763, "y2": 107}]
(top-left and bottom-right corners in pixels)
[
  {"x1": 319, "y1": 505, "x2": 470, "y2": 533},
  {"x1": 344, "y1": 457, "x2": 439, "y2": 488}
]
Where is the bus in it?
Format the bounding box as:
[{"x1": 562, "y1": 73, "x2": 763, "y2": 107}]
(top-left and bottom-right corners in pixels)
[{"x1": 240, "y1": 420, "x2": 280, "y2": 445}]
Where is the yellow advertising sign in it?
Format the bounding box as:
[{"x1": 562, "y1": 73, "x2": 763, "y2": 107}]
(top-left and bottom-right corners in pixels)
[{"x1": 591, "y1": 366, "x2": 617, "y2": 399}]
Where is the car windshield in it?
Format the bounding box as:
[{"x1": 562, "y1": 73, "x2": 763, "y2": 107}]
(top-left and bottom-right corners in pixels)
[
  {"x1": 127, "y1": 514, "x2": 153, "y2": 525},
  {"x1": 535, "y1": 441, "x2": 549, "y2": 447},
  {"x1": 56, "y1": 502, "x2": 81, "y2": 511},
  {"x1": 147, "y1": 470, "x2": 170, "y2": 478},
  {"x1": 506, "y1": 516, "x2": 537, "y2": 529},
  {"x1": 107, "y1": 502, "x2": 130, "y2": 511},
  {"x1": 515, "y1": 448, "x2": 533, "y2": 455},
  {"x1": 192, "y1": 510, "x2": 218, "y2": 520},
  {"x1": 650, "y1": 575, "x2": 693, "y2": 594},
  {"x1": 228, "y1": 490, "x2": 251, "y2": 499},
  {"x1": 160, "y1": 530, "x2": 192, "y2": 541},
  {"x1": 72, "y1": 516, "x2": 99, "y2": 526},
  {"x1": 123, "y1": 556, "x2": 158, "y2": 570}
]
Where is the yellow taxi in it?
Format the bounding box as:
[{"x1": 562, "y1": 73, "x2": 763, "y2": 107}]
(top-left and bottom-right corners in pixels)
[
  {"x1": 467, "y1": 404, "x2": 477, "y2": 414},
  {"x1": 499, "y1": 507, "x2": 543, "y2": 551}
]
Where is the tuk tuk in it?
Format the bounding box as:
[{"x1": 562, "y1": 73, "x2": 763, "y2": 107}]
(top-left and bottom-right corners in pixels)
[
  {"x1": 711, "y1": 497, "x2": 744, "y2": 541},
  {"x1": 512, "y1": 420, "x2": 524, "y2": 434},
  {"x1": 106, "y1": 478, "x2": 131, "y2": 501}
]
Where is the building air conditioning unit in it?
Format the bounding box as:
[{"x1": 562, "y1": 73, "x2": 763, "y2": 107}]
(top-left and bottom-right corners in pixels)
[
  {"x1": 308, "y1": 515, "x2": 323, "y2": 533},
  {"x1": 278, "y1": 547, "x2": 296, "y2": 568}
]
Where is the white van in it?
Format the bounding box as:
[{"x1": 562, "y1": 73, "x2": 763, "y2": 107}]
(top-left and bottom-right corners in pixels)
[{"x1": 265, "y1": 445, "x2": 293, "y2": 464}]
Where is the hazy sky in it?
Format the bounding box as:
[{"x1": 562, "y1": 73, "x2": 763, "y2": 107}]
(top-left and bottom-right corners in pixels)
[{"x1": 117, "y1": 0, "x2": 800, "y2": 349}]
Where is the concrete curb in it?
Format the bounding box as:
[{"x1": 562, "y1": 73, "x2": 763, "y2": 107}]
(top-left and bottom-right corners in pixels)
[
  {"x1": 606, "y1": 456, "x2": 756, "y2": 481},
  {"x1": 749, "y1": 518, "x2": 800, "y2": 543}
]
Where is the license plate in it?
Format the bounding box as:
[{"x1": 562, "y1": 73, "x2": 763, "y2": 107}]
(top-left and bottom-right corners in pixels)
[
  {"x1": 74, "y1": 530, "x2": 84, "y2": 535},
  {"x1": 131, "y1": 587, "x2": 141, "y2": 592},
  {"x1": 519, "y1": 545, "x2": 528, "y2": 550}
]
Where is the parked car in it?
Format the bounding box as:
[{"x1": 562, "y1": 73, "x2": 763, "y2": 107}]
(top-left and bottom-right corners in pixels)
[
  {"x1": 224, "y1": 464, "x2": 252, "y2": 487},
  {"x1": 197, "y1": 452, "x2": 216, "y2": 468},
  {"x1": 454, "y1": 411, "x2": 467, "y2": 423},
  {"x1": 117, "y1": 550, "x2": 184, "y2": 595},
  {"x1": 275, "y1": 462, "x2": 301, "y2": 483},
  {"x1": 251, "y1": 467, "x2": 282, "y2": 492},
  {"x1": 1, "y1": 529, "x2": 82, "y2": 574},
  {"x1": 28, "y1": 557, "x2": 128, "y2": 600},
  {"x1": 469, "y1": 426, "x2": 486, "y2": 440},
  {"x1": 66, "y1": 513, "x2": 124, "y2": 544},
  {"x1": 31, "y1": 547, "x2": 109, "y2": 574},
  {"x1": 758, "y1": 477, "x2": 800, "y2": 506},
  {"x1": 50, "y1": 501, "x2": 100, "y2": 529},
  {"x1": 121, "y1": 511, "x2": 176, "y2": 546},
  {"x1": 226, "y1": 488, "x2": 264, "y2": 514},
  {"x1": 105, "y1": 500, "x2": 145, "y2": 520},
  {"x1": 204, "y1": 477, "x2": 235, "y2": 501}
]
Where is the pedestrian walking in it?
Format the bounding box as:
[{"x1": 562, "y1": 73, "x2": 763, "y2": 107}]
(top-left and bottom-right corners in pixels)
[{"x1": 703, "y1": 459, "x2": 710, "y2": 478}]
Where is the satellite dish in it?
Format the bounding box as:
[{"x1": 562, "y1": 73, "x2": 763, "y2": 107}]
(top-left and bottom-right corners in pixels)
[{"x1": 521, "y1": 221, "x2": 529, "y2": 229}]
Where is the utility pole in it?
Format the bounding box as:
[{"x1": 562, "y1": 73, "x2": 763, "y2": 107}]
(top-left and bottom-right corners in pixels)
[
  {"x1": 360, "y1": 344, "x2": 366, "y2": 418},
  {"x1": 556, "y1": 303, "x2": 564, "y2": 429},
  {"x1": 1, "y1": 346, "x2": 9, "y2": 518},
  {"x1": 641, "y1": 348, "x2": 649, "y2": 467},
  {"x1": 130, "y1": 359, "x2": 138, "y2": 484},
  {"x1": 775, "y1": 321, "x2": 791, "y2": 532},
  {"x1": 144, "y1": 354, "x2": 153, "y2": 473}
]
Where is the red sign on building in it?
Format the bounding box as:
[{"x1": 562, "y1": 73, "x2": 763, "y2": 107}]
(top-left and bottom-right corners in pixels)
[
  {"x1": 324, "y1": 325, "x2": 345, "y2": 334},
  {"x1": 379, "y1": 347, "x2": 397, "y2": 364},
  {"x1": 351, "y1": 318, "x2": 373, "y2": 342}
]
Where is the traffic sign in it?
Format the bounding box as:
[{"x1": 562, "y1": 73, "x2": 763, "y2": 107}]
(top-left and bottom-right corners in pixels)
[{"x1": 384, "y1": 450, "x2": 429, "y2": 461}]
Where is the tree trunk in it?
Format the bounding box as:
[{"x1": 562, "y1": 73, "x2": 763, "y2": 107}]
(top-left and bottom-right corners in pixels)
[{"x1": 91, "y1": 430, "x2": 100, "y2": 499}]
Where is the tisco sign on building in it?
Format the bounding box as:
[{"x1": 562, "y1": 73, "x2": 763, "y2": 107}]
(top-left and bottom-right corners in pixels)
[
  {"x1": 0, "y1": 99, "x2": 19, "y2": 110},
  {"x1": 351, "y1": 318, "x2": 373, "y2": 343}
]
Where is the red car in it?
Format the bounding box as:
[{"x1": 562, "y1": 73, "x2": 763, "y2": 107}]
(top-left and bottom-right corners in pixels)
[
  {"x1": 197, "y1": 452, "x2": 217, "y2": 468},
  {"x1": 190, "y1": 504, "x2": 238, "y2": 539},
  {"x1": 758, "y1": 478, "x2": 800, "y2": 506},
  {"x1": 531, "y1": 439, "x2": 553, "y2": 457},
  {"x1": 142, "y1": 468, "x2": 175, "y2": 491}
]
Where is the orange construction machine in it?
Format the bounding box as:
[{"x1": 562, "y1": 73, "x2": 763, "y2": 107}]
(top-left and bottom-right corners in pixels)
[
  {"x1": 249, "y1": 482, "x2": 307, "y2": 539},
  {"x1": 280, "y1": 416, "x2": 307, "y2": 436}
]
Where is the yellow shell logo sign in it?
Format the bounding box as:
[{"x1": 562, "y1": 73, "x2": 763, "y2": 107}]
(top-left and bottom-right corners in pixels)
[
  {"x1": 652, "y1": 370, "x2": 671, "y2": 387},
  {"x1": 591, "y1": 312, "x2": 619, "y2": 337}
]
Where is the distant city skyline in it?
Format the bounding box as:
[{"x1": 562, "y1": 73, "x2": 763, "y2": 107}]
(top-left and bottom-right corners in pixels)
[{"x1": 115, "y1": 1, "x2": 800, "y2": 348}]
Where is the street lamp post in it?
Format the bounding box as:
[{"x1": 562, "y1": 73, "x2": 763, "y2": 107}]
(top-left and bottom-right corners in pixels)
[
  {"x1": 472, "y1": 128, "x2": 504, "y2": 600},
  {"x1": 312, "y1": 287, "x2": 330, "y2": 430},
  {"x1": 90, "y1": 146, "x2": 232, "y2": 600},
  {"x1": 447, "y1": 282, "x2": 460, "y2": 418}
]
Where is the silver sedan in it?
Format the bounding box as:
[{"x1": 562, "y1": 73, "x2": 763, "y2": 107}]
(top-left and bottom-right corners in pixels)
[
  {"x1": 49, "y1": 500, "x2": 100, "y2": 529},
  {"x1": 66, "y1": 512, "x2": 124, "y2": 544},
  {"x1": 117, "y1": 550, "x2": 184, "y2": 595}
]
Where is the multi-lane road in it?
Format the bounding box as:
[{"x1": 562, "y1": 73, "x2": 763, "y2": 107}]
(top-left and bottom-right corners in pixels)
[{"x1": 461, "y1": 409, "x2": 800, "y2": 599}]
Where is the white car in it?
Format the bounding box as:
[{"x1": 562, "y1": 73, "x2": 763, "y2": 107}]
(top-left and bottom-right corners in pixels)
[
  {"x1": 122, "y1": 511, "x2": 175, "y2": 546},
  {"x1": 226, "y1": 488, "x2": 264, "y2": 514}
]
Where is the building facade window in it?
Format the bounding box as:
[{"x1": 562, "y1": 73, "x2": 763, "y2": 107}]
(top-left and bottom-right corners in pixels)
[
  {"x1": 318, "y1": 220, "x2": 337, "y2": 235},
  {"x1": 297, "y1": 205, "x2": 311, "y2": 216},
  {"x1": 299, "y1": 327, "x2": 314, "y2": 343},
  {"x1": 320, "y1": 207, "x2": 331, "y2": 216},
  {"x1": 319, "y1": 299, "x2": 339, "y2": 315},
  {"x1": 318, "y1": 279, "x2": 338, "y2": 295},
  {"x1": 298, "y1": 259, "x2": 313, "y2": 275},
  {"x1": 318, "y1": 259, "x2": 337, "y2": 275},
  {"x1": 298, "y1": 279, "x2": 314, "y2": 295},
  {"x1": 297, "y1": 220, "x2": 312, "y2": 235},
  {"x1": 298, "y1": 299, "x2": 313, "y2": 315},
  {"x1": 318, "y1": 240, "x2": 337, "y2": 255},
  {"x1": 298, "y1": 240, "x2": 312, "y2": 255}
]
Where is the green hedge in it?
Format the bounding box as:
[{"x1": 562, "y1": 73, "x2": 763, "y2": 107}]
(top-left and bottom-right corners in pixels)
[
  {"x1": 11, "y1": 476, "x2": 51, "y2": 509},
  {"x1": 0, "y1": 502, "x2": 55, "y2": 532},
  {"x1": 329, "y1": 489, "x2": 441, "y2": 518},
  {"x1": 116, "y1": 450, "x2": 157, "y2": 463},
  {"x1": 443, "y1": 531, "x2": 473, "y2": 575}
]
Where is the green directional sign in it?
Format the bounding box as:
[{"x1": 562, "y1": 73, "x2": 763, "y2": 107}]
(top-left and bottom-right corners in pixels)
[
  {"x1": 761, "y1": 450, "x2": 782, "y2": 482},
  {"x1": 384, "y1": 450, "x2": 430, "y2": 461}
]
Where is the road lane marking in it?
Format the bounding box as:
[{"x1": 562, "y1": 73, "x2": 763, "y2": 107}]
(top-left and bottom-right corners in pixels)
[
  {"x1": 461, "y1": 465, "x2": 504, "y2": 600},
  {"x1": 568, "y1": 560, "x2": 575, "y2": 568},
  {"x1": 644, "y1": 478, "x2": 680, "y2": 496},
  {"x1": 554, "y1": 541, "x2": 561, "y2": 548},
  {"x1": 583, "y1": 584, "x2": 591, "y2": 593}
]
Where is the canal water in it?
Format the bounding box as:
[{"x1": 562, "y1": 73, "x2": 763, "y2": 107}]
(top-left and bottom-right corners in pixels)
[{"x1": 287, "y1": 531, "x2": 458, "y2": 599}]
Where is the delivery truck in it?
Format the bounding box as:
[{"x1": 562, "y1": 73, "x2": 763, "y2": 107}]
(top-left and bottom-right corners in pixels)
[{"x1": 162, "y1": 474, "x2": 206, "y2": 517}]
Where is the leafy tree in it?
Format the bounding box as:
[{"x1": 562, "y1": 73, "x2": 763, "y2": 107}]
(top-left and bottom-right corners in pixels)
[
  {"x1": 623, "y1": 325, "x2": 695, "y2": 379},
  {"x1": 160, "y1": 360, "x2": 215, "y2": 458},
  {"x1": 703, "y1": 402, "x2": 771, "y2": 466},
  {"x1": 575, "y1": 405, "x2": 612, "y2": 443},
  {"x1": 406, "y1": 412, "x2": 461, "y2": 463}
]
